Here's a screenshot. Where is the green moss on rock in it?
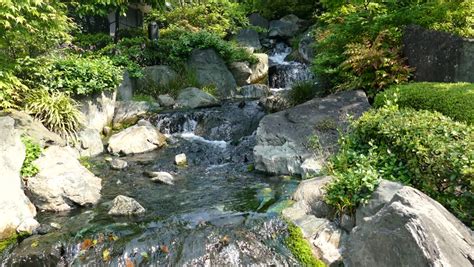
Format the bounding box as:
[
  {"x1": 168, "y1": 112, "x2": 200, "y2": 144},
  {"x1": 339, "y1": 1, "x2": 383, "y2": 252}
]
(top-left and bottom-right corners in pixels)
[{"x1": 285, "y1": 222, "x2": 326, "y2": 267}]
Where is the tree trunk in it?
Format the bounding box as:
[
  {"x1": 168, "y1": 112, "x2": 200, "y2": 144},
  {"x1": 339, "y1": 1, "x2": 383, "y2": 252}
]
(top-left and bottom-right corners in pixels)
[{"x1": 114, "y1": 8, "x2": 120, "y2": 43}]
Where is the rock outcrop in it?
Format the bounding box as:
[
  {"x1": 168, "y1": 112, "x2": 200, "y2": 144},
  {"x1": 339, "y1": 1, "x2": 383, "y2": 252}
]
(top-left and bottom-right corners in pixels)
[
  {"x1": 0, "y1": 117, "x2": 38, "y2": 239},
  {"x1": 108, "y1": 123, "x2": 166, "y2": 155},
  {"x1": 236, "y1": 84, "x2": 270, "y2": 99},
  {"x1": 113, "y1": 100, "x2": 157, "y2": 129},
  {"x1": 269, "y1": 14, "x2": 305, "y2": 39},
  {"x1": 75, "y1": 128, "x2": 103, "y2": 157},
  {"x1": 230, "y1": 54, "x2": 268, "y2": 86},
  {"x1": 235, "y1": 29, "x2": 262, "y2": 52},
  {"x1": 136, "y1": 65, "x2": 178, "y2": 91},
  {"x1": 78, "y1": 90, "x2": 116, "y2": 133},
  {"x1": 175, "y1": 87, "x2": 219, "y2": 109},
  {"x1": 345, "y1": 185, "x2": 474, "y2": 267},
  {"x1": 254, "y1": 90, "x2": 370, "y2": 175},
  {"x1": 26, "y1": 146, "x2": 102, "y2": 211},
  {"x1": 187, "y1": 49, "x2": 237, "y2": 98},
  {"x1": 117, "y1": 71, "x2": 134, "y2": 101}
]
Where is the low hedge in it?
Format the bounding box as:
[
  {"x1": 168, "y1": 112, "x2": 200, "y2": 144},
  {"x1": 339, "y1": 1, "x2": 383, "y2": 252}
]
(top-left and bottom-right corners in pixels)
[
  {"x1": 325, "y1": 105, "x2": 474, "y2": 228},
  {"x1": 374, "y1": 82, "x2": 474, "y2": 124}
]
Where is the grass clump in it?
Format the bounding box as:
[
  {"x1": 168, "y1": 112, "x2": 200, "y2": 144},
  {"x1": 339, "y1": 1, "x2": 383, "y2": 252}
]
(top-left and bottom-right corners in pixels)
[
  {"x1": 325, "y1": 105, "x2": 474, "y2": 228},
  {"x1": 289, "y1": 80, "x2": 319, "y2": 106},
  {"x1": 374, "y1": 82, "x2": 474, "y2": 125},
  {"x1": 20, "y1": 136, "x2": 41, "y2": 178},
  {"x1": 285, "y1": 222, "x2": 326, "y2": 267}
]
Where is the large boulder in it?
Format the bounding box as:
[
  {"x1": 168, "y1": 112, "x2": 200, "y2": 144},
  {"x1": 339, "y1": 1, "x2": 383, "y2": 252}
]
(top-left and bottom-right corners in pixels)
[
  {"x1": 7, "y1": 110, "x2": 65, "y2": 147},
  {"x1": 248, "y1": 13, "x2": 269, "y2": 30},
  {"x1": 235, "y1": 29, "x2": 262, "y2": 52},
  {"x1": 107, "y1": 123, "x2": 166, "y2": 155},
  {"x1": 117, "y1": 71, "x2": 134, "y2": 101},
  {"x1": 269, "y1": 14, "x2": 305, "y2": 39},
  {"x1": 78, "y1": 90, "x2": 116, "y2": 133},
  {"x1": 75, "y1": 128, "x2": 103, "y2": 157},
  {"x1": 254, "y1": 90, "x2": 370, "y2": 175},
  {"x1": 229, "y1": 62, "x2": 253, "y2": 86},
  {"x1": 345, "y1": 186, "x2": 474, "y2": 267},
  {"x1": 175, "y1": 87, "x2": 219, "y2": 109},
  {"x1": 136, "y1": 65, "x2": 178, "y2": 91},
  {"x1": 0, "y1": 117, "x2": 37, "y2": 239},
  {"x1": 187, "y1": 49, "x2": 237, "y2": 98},
  {"x1": 26, "y1": 146, "x2": 102, "y2": 211},
  {"x1": 403, "y1": 25, "x2": 474, "y2": 83},
  {"x1": 249, "y1": 53, "x2": 269, "y2": 84},
  {"x1": 112, "y1": 101, "x2": 157, "y2": 129}
]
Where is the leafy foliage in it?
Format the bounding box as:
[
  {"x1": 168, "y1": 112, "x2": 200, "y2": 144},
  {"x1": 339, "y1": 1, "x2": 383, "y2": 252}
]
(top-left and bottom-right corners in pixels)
[
  {"x1": 285, "y1": 222, "x2": 326, "y2": 267},
  {"x1": 288, "y1": 80, "x2": 319, "y2": 105},
  {"x1": 326, "y1": 105, "x2": 474, "y2": 227},
  {"x1": 20, "y1": 136, "x2": 41, "y2": 178},
  {"x1": 242, "y1": 0, "x2": 321, "y2": 20},
  {"x1": 25, "y1": 89, "x2": 83, "y2": 139},
  {"x1": 374, "y1": 82, "x2": 474, "y2": 125},
  {"x1": 313, "y1": 1, "x2": 474, "y2": 93},
  {"x1": 147, "y1": 0, "x2": 248, "y2": 38}
]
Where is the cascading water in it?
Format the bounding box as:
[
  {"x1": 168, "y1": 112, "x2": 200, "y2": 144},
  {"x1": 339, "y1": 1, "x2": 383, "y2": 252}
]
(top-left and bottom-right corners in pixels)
[
  {"x1": 268, "y1": 42, "x2": 314, "y2": 90},
  {"x1": 1, "y1": 101, "x2": 299, "y2": 266}
]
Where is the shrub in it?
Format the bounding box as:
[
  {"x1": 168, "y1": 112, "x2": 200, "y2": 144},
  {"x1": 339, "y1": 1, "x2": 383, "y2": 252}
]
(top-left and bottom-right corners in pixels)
[
  {"x1": 49, "y1": 55, "x2": 123, "y2": 95},
  {"x1": 146, "y1": 0, "x2": 248, "y2": 38},
  {"x1": 285, "y1": 222, "x2": 326, "y2": 267},
  {"x1": 20, "y1": 136, "x2": 41, "y2": 178},
  {"x1": 326, "y1": 105, "x2": 474, "y2": 227},
  {"x1": 288, "y1": 80, "x2": 319, "y2": 105},
  {"x1": 25, "y1": 89, "x2": 83, "y2": 139},
  {"x1": 73, "y1": 33, "x2": 113, "y2": 51},
  {"x1": 374, "y1": 82, "x2": 474, "y2": 125},
  {"x1": 243, "y1": 0, "x2": 321, "y2": 20},
  {"x1": 313, "y1": 1, "x2": 474, "y2": 93}
]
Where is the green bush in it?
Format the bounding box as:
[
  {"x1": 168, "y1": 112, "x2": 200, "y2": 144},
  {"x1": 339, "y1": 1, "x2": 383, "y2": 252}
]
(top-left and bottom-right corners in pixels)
[
  {"x1": 285, "y1": 222, "x2": 326, "y2": 267},
  {"x1": 326, "y1": 105, "x2": 474, "y2": 227},
  {"x1": 313, "y1": 1, "x2": 474, "y2": 94},
  {"x1": 243, "y1": 0, "x2": 320, "y2": 20},
  {"x1": 25, "y1": 89, "x2": 83, "y2": 139},
  {"x1": 374, "y1": 82, "x2": 474, "y2": 125},
  {"x1": 288, "y1": 80, "x2": 319, "y2": 105},
  {"x1": 73, "y1": 33, "x2": 113, "y2": 51},
  {"x1": 49, "y1": 55, "x2": 123, "y2": 95},
  {"x1": 20, "y1": 136, "x2": 41, "y2": 178},
  {"x1": 147, "y1": 0, "x2": 248, "y2": 38}
]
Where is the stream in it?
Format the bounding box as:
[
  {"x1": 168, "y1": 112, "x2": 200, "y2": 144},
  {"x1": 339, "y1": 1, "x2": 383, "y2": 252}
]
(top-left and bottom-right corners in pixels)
[{"x1": 1, "y1": 42, "x2": 314, "y2": 266}]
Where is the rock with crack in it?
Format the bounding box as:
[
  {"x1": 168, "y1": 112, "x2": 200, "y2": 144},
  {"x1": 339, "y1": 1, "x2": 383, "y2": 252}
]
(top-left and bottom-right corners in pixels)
[
  {"x1": 75, "y1": 128, "x2": 103, "y2": 157},
  {"x1": 345, "y1": 186, "x2": 474, "y2": 267},
  {"x1": 145, "y1": 171, "x2": 174, "y2": 185},
  {"x1": 26, "y1": 146, "x2": 102, "y2": 211},
  {"x1": 0, "y1": 116, "x2": 38, "y2": 239},
  {"x1": 108, "y1": 195, "x2": 145, "y2": 216},
  {"x1": 108, "y1": 124, "x2": 166, "y2": 155},
  {"x1": 254, "y1": 90, "x2": 370, "y2": 176},
  {"x1": 113, "y1": 101, "x2": 157, "y2": 129}
]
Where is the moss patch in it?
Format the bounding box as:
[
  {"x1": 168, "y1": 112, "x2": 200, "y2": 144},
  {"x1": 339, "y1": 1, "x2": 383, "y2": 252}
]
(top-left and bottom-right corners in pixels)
[
  {"x1": 0, "y1": 232, "x2": 28, "y2": 253},
  {"x1": 285, "y1": 222, "x2": 326, "y2": 267}
]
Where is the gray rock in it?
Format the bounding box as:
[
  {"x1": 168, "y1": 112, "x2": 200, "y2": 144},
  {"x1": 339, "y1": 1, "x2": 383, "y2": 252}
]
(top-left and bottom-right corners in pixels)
[
  {"x1": 355, "y1": 180, "x2": 404, "y2": 225},
  {"x1": 113, "y1": 101, "x2": 153, "y2": 128},
  {"x1": 248, "y1": 13, "x2": 269, "y2": 30},
  {"x1": 7, "y1": 110, "x2": 65, "y2": 147},
  {"x1": 229, "y1": 62, "x2": 253, "y2": 86},
  {"x1": 157, "y1": 94, "x2": 175, "y2": 108},
  {"x1": 311, "y1": 219, "x2": 345, "y2": 265},
  {"x1": 249, "y1": 53, "x2": 269, "y2": 84},
  {"x1": 27, "y1": 146, "x2": 102, "y2": 211},
  {"x1": 117, "y1": 71, "x2": 134, "y2": 101},
  {"x1": 146, "y1": 171, "x2": 174, "y2": 185},
  {"x1": 254, "y1": 90, "x2": 370, "y2": 175},
  {"x1": 237, "y1": 84, "x2": 270, "y2": 99},
  {"x1": 176, "y1": 87, "x2": 219, "y2": 109},
  {"x1": 108, "y1": 124, "x2": 166, "y2": 155},
  {"x1": 175, "y1": 153, "x2": 187, "y2": 166},
  {"x1": 345, "y1": 186, "x2": 474, "y2": 267},
  {"x1": 76, "y1": 128, "x2": 103, "y2": 157},
  {"x1": 298, "y1": 29, "x2": 315, "y2": 63},
  {"x1": 260, "y1": 94, "x2": 291, "y2": 113},
  {"x1": 108, "y1": 195, "x2": 145, "y2": 216},
  {"x1": 16, "y1": 218, "x2": 40, "y2": 235},
  {"x1": 110, "y1": 158, "x2": 128, "y2": 170},
  {"x1": 292, "y1": 176, "x2": 334, "y2": 218},
  {"x1": 136, "y1": 65, "x2": 178, "y2": 91},
  {"x1": 269, "y1": 14, "x2": 304, "y2": 39},
  {"x1": 0, "y1": 117, "x2": 37, "y2": 239},
  {"x1": 340, "y1": 214, "x2": 355, "y2": 232},
  {"x1": 78, "y1": 90, "x2": 116, "y2": 133},
  {"x1": 235, "y1": 29, "x2": 262, "y2": 52},
  {"x1": 187, "y1": 49, "x2": 237, "y2": 98},
  {"x1": 403, "y1": 25, "x2": 474, "y2": 83}
]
